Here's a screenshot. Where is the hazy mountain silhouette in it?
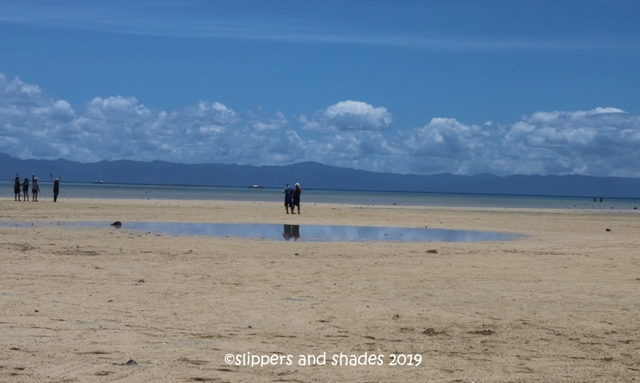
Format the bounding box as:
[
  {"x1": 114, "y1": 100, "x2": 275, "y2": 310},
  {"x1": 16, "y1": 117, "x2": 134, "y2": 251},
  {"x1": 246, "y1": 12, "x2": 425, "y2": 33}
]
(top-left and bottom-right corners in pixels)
[{"x1": 2, "y1": 153, "x2": 639, "y2": 198}]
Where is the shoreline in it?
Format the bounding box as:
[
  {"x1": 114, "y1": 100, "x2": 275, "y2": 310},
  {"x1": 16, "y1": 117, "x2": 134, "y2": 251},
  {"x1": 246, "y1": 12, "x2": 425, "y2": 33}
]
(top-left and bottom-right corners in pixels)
[{"x1": 4, "y1": 180, "x2": 640, "y2": 210}]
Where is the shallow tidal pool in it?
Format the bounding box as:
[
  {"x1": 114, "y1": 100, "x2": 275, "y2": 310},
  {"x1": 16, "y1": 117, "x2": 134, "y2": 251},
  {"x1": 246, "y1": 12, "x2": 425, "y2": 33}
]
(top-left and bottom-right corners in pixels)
[{"x1": 1, "y1": 221, "x2": 524, "y2": 243}]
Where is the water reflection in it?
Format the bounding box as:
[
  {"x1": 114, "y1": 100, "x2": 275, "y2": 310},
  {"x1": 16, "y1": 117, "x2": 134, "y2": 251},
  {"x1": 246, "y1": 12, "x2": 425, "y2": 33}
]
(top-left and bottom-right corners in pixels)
[
  {"x1": 0, "y1": 221, "x2": 523, "y2": 242},
  {"x1": 282, "y1": 225, "x2": 301, "y2": 241}
]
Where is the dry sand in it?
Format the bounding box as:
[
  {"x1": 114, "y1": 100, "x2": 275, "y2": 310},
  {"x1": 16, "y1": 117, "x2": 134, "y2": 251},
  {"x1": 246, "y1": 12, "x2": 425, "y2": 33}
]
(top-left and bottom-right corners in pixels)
[{"x1": 0, "y1": 198, "x2": 639, "y2": 382}]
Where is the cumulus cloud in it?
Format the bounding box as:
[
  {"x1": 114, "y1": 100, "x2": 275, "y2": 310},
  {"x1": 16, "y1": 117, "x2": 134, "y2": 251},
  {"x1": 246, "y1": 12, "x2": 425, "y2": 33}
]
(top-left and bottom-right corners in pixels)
[
  {"x1": 512, "y1": 108, "x2": 640, "y2": 176},
  {"x1": 1, "y1": 74, "x2": 639, "y2": 177},
  {"x1": 399, "y1": 109, "x2": 640, "y2": 176},
  {"x1": 300, "y1": 100, "x2": 392, "y2": 132},
  {"x1": 0, "y1": 75, "x2": 296, "y2": 164}
]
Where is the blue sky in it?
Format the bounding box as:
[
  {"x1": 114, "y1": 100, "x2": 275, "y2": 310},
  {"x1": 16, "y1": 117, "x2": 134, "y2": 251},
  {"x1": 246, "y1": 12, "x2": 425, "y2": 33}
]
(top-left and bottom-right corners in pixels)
[{"x1": 1, "y1": 0, "x2": 639, "y2": 176}]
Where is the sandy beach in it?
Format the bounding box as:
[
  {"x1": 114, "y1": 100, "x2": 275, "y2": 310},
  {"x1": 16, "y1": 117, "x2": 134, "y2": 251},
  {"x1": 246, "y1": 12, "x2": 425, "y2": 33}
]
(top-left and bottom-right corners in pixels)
[{"x1": 0, "y1": 198, "x2": 638, "y2": 382}]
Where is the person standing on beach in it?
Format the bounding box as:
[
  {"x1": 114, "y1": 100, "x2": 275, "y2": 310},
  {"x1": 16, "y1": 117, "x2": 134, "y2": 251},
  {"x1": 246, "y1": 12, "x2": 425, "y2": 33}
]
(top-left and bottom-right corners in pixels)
[
  {"x1": 292, "y1": 183, "x2": 302, "y2": 214},
  {"x1": 32, "y1": 174, "x2": 40, "y2": 202},
  {"x1": 50, "y1": 174, "x2": 61, "y2": 202},
  {"x1": 14, "y1": 173, "x2": 21, "y2": 201},
  {"x1": 22, "y1": 177, "x2": 30, "y2": 202},
  {"x1": 283, "y1": 183, "x2": 294, "y2": 214}
]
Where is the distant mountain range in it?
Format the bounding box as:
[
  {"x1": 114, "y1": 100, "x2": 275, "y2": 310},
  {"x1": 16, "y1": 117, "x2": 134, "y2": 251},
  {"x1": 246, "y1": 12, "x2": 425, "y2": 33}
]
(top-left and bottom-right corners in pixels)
[{"x1": 2, "y1": 153, "x2": 639, "y2": 198}]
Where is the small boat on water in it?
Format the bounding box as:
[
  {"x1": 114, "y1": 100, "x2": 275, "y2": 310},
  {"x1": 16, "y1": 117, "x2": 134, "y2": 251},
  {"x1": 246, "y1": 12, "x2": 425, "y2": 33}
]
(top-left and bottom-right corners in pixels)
[{"x1": 249, "y1": 184, "x2": 264, "y2": 189}]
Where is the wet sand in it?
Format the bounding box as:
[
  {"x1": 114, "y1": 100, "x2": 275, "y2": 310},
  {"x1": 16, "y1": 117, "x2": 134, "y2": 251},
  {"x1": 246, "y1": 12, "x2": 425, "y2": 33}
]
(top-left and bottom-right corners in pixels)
[{"x1": 0, "y1": 199, "x2": 639, "y2": 382}]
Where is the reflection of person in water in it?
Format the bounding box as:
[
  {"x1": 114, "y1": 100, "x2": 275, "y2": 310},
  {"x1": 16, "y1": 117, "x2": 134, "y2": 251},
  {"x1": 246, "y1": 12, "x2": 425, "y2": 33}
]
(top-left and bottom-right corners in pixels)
[
  {"x1": 292, "y1": 225, "x2": 300, "y2": 242},
  {"x1": 282, "y1": 224, "x2": 293, "y2": 241}
]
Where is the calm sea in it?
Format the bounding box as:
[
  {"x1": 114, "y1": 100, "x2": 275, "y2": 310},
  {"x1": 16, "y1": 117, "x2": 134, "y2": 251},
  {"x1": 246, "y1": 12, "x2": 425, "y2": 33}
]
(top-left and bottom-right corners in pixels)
[{"x1": 2, "y1": 181, "x2": 639, "y2": 211}]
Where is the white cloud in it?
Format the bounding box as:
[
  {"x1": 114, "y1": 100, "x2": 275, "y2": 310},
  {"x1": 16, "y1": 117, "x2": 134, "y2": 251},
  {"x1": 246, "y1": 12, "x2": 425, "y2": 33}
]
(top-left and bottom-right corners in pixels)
[
  {"x1": 300, "y1": 100, "x2": 392, "y2": 132},
  {"x1": 398, "y1": 108, "x2": 640, "y2": 176},
  {"x1": 1, "y1": 74, "x2": 639, "y2": 177}
]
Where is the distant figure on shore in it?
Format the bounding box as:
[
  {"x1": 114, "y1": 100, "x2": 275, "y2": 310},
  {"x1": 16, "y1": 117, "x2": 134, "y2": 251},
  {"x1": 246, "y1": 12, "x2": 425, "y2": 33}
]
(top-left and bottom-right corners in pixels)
[
  {"x1": 22, "y1": 177, "x2": 30, "y2": 202},
  {"x1": 293, "y1": 183, "x2": 302, "y2": 214},
  {"x1": 50, "y1": 174, "x2": 61, "y2": 202},
  {"x1": 14, "y1": 173, "x2": 21, "y2": 201},
  {"x1": 283, "y1": 183, "x2": 294, "y2": 214},
  {"x1": 32, "y1": 174, "x2": 40, "y2": 202}
]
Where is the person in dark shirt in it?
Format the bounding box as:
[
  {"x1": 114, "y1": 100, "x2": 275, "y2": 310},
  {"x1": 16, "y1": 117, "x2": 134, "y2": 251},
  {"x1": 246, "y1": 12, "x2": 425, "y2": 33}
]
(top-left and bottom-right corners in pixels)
[
  {"x1": 13, "y1": 173, "x2": 21, "y2": 201},
  {"x1": 50, "y1": 174, "x2": 62, "y2": 202},
  {"x1": 22, "y1": 177, "x2": 29, "y2": 202},
  {"x1": 292, "y1": 183, "x2": 302, "y2": 214}
]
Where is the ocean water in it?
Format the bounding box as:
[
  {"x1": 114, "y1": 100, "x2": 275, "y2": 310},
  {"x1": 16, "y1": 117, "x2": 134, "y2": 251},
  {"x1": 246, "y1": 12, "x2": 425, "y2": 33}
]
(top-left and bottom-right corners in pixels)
[{"x1": 2, "y1": 181, "x2": 639, "y2": 210}]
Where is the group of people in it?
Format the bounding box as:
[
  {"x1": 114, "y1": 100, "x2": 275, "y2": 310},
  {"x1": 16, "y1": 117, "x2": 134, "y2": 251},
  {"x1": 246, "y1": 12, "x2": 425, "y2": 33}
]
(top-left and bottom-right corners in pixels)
[
  {"x1": 13, "y1": 173, "x2": 62, "y2": 202},
  {"x1": 283, "y1": 183, "x2": 302, "y2": 214}
]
